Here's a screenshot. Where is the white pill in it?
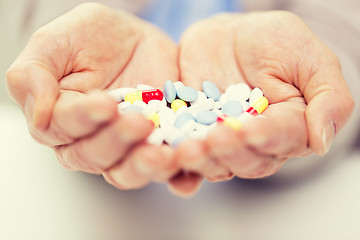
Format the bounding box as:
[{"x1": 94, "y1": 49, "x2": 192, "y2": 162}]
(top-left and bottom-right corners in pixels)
[
  {"x1": 162, "y1": 125, "x2": 184, "y2": 145},
  {"x1": 219, "y1": 94, "x2": 229, "y2": 106},
  {"x1": 193, "y1": 122, "x2": 211, "y2": 132},
  {"x1": 211, "y1": 109, "x2": 222, "y2": 116},
  {"x1": 117, "y1": 101, "x2": 131, "y2": 113},
  {"x1": 249, "y1": 87, "x2": 264, "y2": 105},
  {"x1": 238, "y1": 112, "x2": 255, "y2": 123},
  {"x1": 190, "y1": 91, "x2": 207, "y2": 106},
  {"x1": 180, "y1": 120, "x2": 197, "y2": 134},
  {"x1": 146, "y1": 128, "x2": 164, "y2": 146},
  {"x1": 187, "y1": 130, "x2": 208, "y2": 140},
  {"x1": 136, "y1": 84, "x2": 155, "y2": 91},
  {"x1": 108, "y1": 88, "x2": 136, "y2": 102},
  {"x1": 173, "y1": 81, "x2": 184, "y2": 91},
  {"x1": 133, "y1": 100, "x2": 147, "y2": 109},
  {"x1": 187, "y1": 98, "x2": 215, "y2": 116},
  {"x1": 175, "y1": 105, "x2": 188, "y2": 117},
  {"x1": 236, "y1": 83, "x2": 251, "y2": 100},
  {"x1": 225, "y1": 83, "x2": 251, "y2": 102},
  {"x1": 146, "y1": 100, "x2": 163, "y2": 113},
  {"x1": 158, "y1": 107, "x2": 176, "y2": 127},
  {"x1": 212, "y1": 100, "x2": 223, "y2": 110}
]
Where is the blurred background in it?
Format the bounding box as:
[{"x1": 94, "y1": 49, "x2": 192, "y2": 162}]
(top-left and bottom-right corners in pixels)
[{"x1": 1, "y1": 0, "x2": 360, "y2": 239}]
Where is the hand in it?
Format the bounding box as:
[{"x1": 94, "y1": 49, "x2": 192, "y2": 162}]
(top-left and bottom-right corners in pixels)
[
  {"x1": 6, "y1": 3, "x2": 180, "y2": 190},
  {"x1": 175, "y1": 11, "x2": 354, "y2": 185}
]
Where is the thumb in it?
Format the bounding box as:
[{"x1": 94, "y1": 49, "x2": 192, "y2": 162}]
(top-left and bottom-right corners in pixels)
[
  {"x1": 302, "y1": 60, "x2": 354, "y2": 155},
  {"x1": 7, "y1": 61, "x2": 59, "y2": 130}
]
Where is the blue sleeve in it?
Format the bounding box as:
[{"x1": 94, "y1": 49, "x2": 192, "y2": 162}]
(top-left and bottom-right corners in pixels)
[{"x1": 139, "y1": 0, "x2": 243, "y2": 42}]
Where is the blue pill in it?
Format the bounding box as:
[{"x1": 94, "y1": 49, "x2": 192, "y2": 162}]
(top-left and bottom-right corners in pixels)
[
  {"x1": 195, "y1": 110, "x2": 218, "y2": 125},
  {"x1": 164, "y1": 80, "x2": 176, "y2": 103},
  {"x1": 221, "y1": 100, "x2": 243, "y2": 117},
  {"x1": 177, "y1": 86, "x2": 198, "y2": 102},
  {"x1": 174, "y1": 112, "x2": 194, "y2": 129},
  {"x1": 202, "y1": 80, "x2": 220, "y2": 101}
]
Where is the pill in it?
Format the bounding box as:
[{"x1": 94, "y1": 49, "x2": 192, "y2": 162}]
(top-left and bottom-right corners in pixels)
[
  {"x1": 202, "y1": 80, "x2": 221, "y2": 101},
  {"x1": 162, "y1": 125, "x2": 184, "y2": 146},
  {"x1": 117, "y1": 101, "x2": 131, "y2": 112},
  {"x1": 171, "y1": 99, "x2": 187, "y2": 112},
  {"x1": 190, "y1": 91, "x2": 207, "y2": 106},
  {"x1": 133, "y1": 100, "x2": 147, "y2": 109},
  {"x1": 225, "y1": 83, "x2": 251, "y2": 102},
  {"x1": 221, "y1": 100, "x2": 243, "y2": 117},
  {"x1": 177, "y1": 86, "x2": 198, "y2": 102},
  {"x1": 173, "y1": 81, "x2": 184, "y2": 90},
  {"x1": 195, "y1": 110, "x2": 218, "y2": 125},
  {"x1": 212, "y1": 101, "x2": 223, "y2": 110},
  {"x1": 123, "y1": 105, "x2": 143, "y2": 113},
  {"x1": 108, "y1": 87, "x2": 136, "y2": 102},
  {"x1": 174, "y1": 111, "x2": 195, "y2": 129},
  {"x1": 187, "y1": 98, "x2": 215, "y2": 116},
  {"x1": 180, "y1": 120, "x2": 197, "y2": 133},
  {"x1": 187, "y1": 130, "x2": 208, "y2": 140},
  {"x1": 249, "y1": 87, "x2": 263, "y2": 105},
  {"x1": 175, "y1": 105, "x2": 188, "y2": 116},
  {"x1": 163, "y1": 80, "x2": 177, "y2": 103},
  {"x1": 217, "y1": 115, "x2": 242, "y2": 131},
  {"x1": 158, "y1": 107, "x2": 176, "y2": 127},
  {"x1": 137, "y1": 84, "x2": 155, "y2": 91},
  {"x1": 246, "y1": 96, "x2": 268, "y2": 116},
  {"x1": 147, "y1": 112, "x2": 160, "y2": 127},
  {"x1": 147, "y1": 128, "x2": 164, "y2": 146},
  {"x1": 219, "y1": 94, "x2": 229, "y2": 106},
  {"x1": 236, "y1": 83, "x2": 251, "y2": 101},
  {"x1": 125, "y1": 89, "x2": 164, "y2": 104},
  {"x1": 143, "y1": 100, "x2": 163, "y2": 116}
]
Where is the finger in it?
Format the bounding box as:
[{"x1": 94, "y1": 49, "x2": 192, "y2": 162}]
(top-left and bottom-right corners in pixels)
[
  {"x1": 176, "y1": 139, "x2": 234, "y2": 182},
  {"x1": 55, "y1": 112, "x2": 154, "y2": 172},
  {"x1": 300, "y1": 59, "x2": 354, "y2": 155},
  {"x1": 6, "y1": 61, "x2": 59, "y2": 131},
  {"x1": 133, "y1": 144, "x2": 179, "y2": 182},
  {"x1": 103, "y1": 144, "x2": 179, "y2": 189},
  {"x1": 241, "y1": 99, "x2": 309, "y2": 157},
  {"x1": 179, "y1": 16, "x2": 244, "y2": 90},
  {"x1": 207, "y1": 125, "x2": 283, "y2": 179},
  {"x1": 40, "y1": 90, "x2": 117, "y2": 146},
  {"x1": 167, "y1": 171, "x2": 204, "y2": 198}
]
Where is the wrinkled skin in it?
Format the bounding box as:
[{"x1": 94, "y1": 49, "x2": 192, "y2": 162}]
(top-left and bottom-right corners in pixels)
[{"x1": 6, "y1": 4, "x2": 354, "y2": 197}]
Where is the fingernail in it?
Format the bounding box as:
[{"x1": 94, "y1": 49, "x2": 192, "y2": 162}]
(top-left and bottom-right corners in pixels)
[
  {"x1": 322, "y1": 120, "x2": 335, "y2": 155},
  {"x1": 24, "y1": 94, "x2": 35, "y2": 124}
]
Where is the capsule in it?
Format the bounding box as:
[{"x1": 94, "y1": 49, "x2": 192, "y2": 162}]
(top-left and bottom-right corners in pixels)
[
  {"x1": 124, "y1": 89, "x2": 163, "y2": 104},
  {"x1": 245, "y1": 96, "x2": 268, "y2": 116},
  {"x1": 217, "y1": 115, "x2": 242, "y2": 131},
  {"x1": 147, "y1": 113, "x2": 160, "y2": 128}
]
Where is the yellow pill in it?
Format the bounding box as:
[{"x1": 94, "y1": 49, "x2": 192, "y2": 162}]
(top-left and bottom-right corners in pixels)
[
  {"x1": 124, "y1": 91, "x2": 142, "y2": 104},
  {"x1": 223, "y1": 116, "x2": 242, "y2": 131},
  {"x1": 250, "y1": 96, "x2": 268, "y2": 115},
  {"x1": 171, "y1": 99, "x2": 187, "y2": 112},
  {"x1": 147, "y1": 113, "x2": 160, "y2": 128}
]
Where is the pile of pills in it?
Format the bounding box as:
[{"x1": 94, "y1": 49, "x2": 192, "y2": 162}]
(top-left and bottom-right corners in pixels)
[{"x1": 108, "y1": 80, "x2": 268, "y2": 147}]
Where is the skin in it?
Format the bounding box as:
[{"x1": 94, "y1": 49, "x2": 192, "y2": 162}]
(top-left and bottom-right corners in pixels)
[
  {"x1": 6, "y1": 3, "x2": 180, "y2": 190},
  {"x1": 6, "y1": 5, "x2": 354, "y2": 197},
  {"x1": 175, "y1": 11, "x2": 354, "y2": 192}
]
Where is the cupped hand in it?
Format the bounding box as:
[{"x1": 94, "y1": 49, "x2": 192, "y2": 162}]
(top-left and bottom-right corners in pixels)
[
  {"x1": 175, "y1": 11, "x2": 354, "y2": 183},
  {"x1": 6, "y1": 3, "x2": 180, "y2": 190}
]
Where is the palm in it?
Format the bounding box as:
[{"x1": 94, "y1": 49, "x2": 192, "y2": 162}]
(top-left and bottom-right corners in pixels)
[{"x1": 176, "y1": 12, "x2": 348, "y2": 179}]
